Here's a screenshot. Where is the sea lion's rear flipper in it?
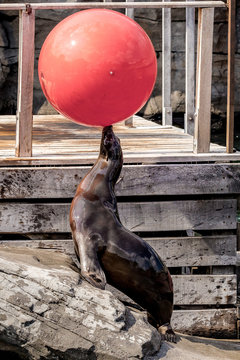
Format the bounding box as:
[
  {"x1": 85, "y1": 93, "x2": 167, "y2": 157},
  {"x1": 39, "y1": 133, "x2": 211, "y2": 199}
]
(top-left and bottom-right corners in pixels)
[
  {"x1": 73, "y1": 232, "x2": 106, "y2": 290},
  {"x1": 158, "y1": 323, "x2": 179, "y2": 343}
]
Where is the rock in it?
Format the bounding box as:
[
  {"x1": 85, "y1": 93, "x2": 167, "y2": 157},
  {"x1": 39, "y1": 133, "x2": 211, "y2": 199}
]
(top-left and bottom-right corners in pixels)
[
  {"x1": 154, "y1": 334, "x2": 240, "y2": 360},
  {"x1": 1, "y1": 16, "x2": 19, "y2": 49},
  {"x1": 0, "y1": 23, "x2": 8, "y2": 48},
  {"x1": 1, "y1": 246, "x2": 239, "y2": 360},
  {"x1": 237, "y1": 4, "x2": 240, "y2": 54},
  {"x1": 0, "y1": 47, "x2": 18, "y2": 110},
  {"x1": 0, "y1": 247, "x2": 161, "y2": 359}
]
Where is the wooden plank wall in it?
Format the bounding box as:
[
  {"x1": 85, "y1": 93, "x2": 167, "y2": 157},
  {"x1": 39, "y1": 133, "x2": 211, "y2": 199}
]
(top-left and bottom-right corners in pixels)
[{"x1": 0, "y1": 163, "x2": 239, "y2": 337}]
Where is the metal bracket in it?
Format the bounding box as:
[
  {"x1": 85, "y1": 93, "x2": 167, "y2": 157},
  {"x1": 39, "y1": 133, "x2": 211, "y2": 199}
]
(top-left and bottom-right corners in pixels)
[{"x1": 25, "y1": 4, "x2": 32, "y2": 14}]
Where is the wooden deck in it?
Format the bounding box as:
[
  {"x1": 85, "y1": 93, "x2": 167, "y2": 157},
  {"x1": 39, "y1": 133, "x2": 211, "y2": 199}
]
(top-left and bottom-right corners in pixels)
[{"x1": 0, "y1": 115, "x2": 240, "y2": 165}]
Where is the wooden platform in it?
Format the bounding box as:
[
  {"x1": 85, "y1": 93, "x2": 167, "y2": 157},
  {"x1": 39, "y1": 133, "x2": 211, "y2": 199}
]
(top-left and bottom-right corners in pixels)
[{"x1": 0, "y1": 115, "x2": 240, "y2": 165}]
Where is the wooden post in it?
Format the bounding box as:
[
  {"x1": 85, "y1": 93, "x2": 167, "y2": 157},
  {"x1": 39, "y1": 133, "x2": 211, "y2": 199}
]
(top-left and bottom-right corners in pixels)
[
  {"x1": 162, "y1": 0, "x2": 172, "y2": 125},
  {"x1": 125, "y1": 0, "x2": 134, "y2": 19},
  {"x1": 194, "y1": 8, "x2": 214, "y2": 153},
  {"x1": 16, "y1": 5, "x2": 35, "y2": 157},
  {"x1": 184, "y1": 0, "x2": 195, "y2": 135},
  {"x1": 125, "y1": 0, "x2": 134, "y2": 127},
  {"x1": 226, "y1": 0, "x2": 236, "y2": 153}
]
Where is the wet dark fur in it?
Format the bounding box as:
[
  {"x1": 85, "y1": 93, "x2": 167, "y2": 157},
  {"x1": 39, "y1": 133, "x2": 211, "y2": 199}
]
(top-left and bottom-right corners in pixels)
[{"x1": 70, "y1": 126, "x2": 176, "y2": 341}]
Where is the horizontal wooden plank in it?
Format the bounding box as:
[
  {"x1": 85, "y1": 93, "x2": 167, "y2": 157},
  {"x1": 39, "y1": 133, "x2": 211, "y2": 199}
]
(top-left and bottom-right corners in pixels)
[
  {"x1": 0, "y1": 199, "x2": 236, "y2": 233},
  {"x1": 173, "y1": 275, "x2": 236, "y2": 305},
  {"x1": 172, "y1": 308, "x2": 237, "y2": 338},
  {"x1": 120, "y1": 200, "x2": 237, "y2": 232},
  {"x1": 1, "y1": 154, "x2": 240, "y2": 167},
  {"x1": 1, "y1": 164, "x2": 240, "y2": 199},
  {"x1": 1, "y1": 235, "x2": 236, "y2": 267},
  {"x1": 0, "y1": 2, "x2": 227, "y2": 11},
  {"x1": 147, "y1": 236, "x2": 237, "y2": 267}
]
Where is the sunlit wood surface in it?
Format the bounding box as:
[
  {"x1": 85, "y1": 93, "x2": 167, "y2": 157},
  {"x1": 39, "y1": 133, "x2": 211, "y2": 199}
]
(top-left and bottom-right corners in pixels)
[{"x1": 0, "y1": 115, "x2": 239, "y2": 165}]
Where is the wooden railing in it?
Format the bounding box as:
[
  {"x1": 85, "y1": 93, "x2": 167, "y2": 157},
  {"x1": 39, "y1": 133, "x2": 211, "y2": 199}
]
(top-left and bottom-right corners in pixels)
[{"x1": 0, "y1": 1, "x2": 234, "y2": 157}]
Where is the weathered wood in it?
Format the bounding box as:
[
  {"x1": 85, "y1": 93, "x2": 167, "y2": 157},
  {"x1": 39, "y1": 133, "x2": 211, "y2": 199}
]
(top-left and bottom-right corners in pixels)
[
  {"x1": 184, "y1": 0, "x2": 195, "y2": 135},
  {"x1": 226, "y1": 0, "x2": 236, "y2": 153},
  {"x1": 1, "y1": 235, "x2": 236, "y2": 267},
  {"x1": 194, "y1": 8, "x2": 214, "y2": 153},
  {"x1": 1, "y1": 163, "x2": 240, "y2": 200},
  {"x1": 212, "y1": 265, "x2": 235, "y2": 274},
  {"x1": 1, "y1": 152, "x2": 240, "y2": 166},
  {"x1": 147, "y1": 236, "x2": 237, "y2": 267},
  {"x1": 173, "y1": 274, "x2": 236, "y2": 305},
  {"x1": 0, "y1": 199, "x2": 236, "y2": 233},
  {"x1": 237, "y1": 251, "x2": 240, "y2": 298},
  {"x1": 118, "y1": 198, "x2": 234, "y2": 231},
  {"x1": 172, "y1": 309, "x2": 237, "y2": 338},
  {"x1": 238, "y1": 222, "x2": 240, "y2": 253},
  {"x1": 16, "y1": 8, "x2": 35, "y2": 157},
  {"x1": 1, "y1": 115, "x2": 240, "y2": 165},
  {"x1": 0, "y1": 2, "x2": 227, "y2": 11},
  {"x1": 162, "y1": 0, "x2": 172, "y2": 125}
]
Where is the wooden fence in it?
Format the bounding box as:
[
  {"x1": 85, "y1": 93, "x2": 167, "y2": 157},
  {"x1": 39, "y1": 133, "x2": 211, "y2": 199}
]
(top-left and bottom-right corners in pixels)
[
  {"x1": 0, "y1": 163, "x2": 239, "y2": 337},
  {"x1": 0, "y1": 1, "x2": 235, "y2": 156}
]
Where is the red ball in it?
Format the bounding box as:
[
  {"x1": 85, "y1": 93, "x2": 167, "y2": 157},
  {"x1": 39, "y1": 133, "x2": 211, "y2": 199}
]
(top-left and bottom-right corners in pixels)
[{"x1": 38, "y1": 9, "x2": 157, "y2": 127}]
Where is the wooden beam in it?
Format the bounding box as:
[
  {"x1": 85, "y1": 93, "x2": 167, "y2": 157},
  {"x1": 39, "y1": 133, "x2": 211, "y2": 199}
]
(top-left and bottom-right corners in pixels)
[
  {"x1": 0, "y1": 199, "x2": 236, "y2": 233},
  {"x1": 184, "y1": 0, "x2": 195, "y2": 135},
  {"x1": 194, "y1": 8, "x2": 214, "y2": 153},
  {"x1": 162, "y1": 0, "x2": 172, "y2": 125},
  {"x1": 172, "y1": 274, "x2": 236, "y2": 305},
  {"x1": 2, "y1": 164, "x2": 240, "y2": 199},
  {"x1": 0, "y1": 2, "x2": 227, "y2": 11},
  {"x1": 172, "y1": 308, "x2": 237, "y2": 338},
  {"x1": 16, "y1": 6, "x2": 35, "y2": 157},
  {"x1": 226, "y1": 0, "x2": 236, "y2": 153},
  {"x1": 1, "y1": 152, "x2": 240, "y2": 166}
]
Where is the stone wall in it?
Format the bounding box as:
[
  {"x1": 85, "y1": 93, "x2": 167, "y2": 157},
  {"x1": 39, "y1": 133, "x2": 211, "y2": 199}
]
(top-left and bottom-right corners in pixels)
[{"x1": 0, "y1": 0, "x2": 239, "y2": 120}]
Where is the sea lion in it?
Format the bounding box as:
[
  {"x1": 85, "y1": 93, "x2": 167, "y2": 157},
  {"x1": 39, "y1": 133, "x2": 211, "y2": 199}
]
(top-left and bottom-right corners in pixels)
[{"x1": 70, "y1": 126, "x2": 176, "y2": 342}]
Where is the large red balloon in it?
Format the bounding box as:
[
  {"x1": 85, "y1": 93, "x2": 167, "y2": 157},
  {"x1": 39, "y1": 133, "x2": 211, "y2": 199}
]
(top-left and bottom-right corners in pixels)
[{"x1": 38, "y1": 9, "x2": 157, "y2": 127}]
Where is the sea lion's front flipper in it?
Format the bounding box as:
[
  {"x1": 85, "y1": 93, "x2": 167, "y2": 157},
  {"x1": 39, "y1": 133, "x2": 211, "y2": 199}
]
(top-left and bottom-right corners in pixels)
[{"x1": 74, "y1": 232, "x2": 106, "y2": 290}]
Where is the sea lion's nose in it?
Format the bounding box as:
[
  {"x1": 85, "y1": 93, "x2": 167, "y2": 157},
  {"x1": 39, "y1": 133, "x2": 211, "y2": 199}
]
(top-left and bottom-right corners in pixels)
[{"x1": 103, "y1": 125, "x2": 113, "y2": 134}]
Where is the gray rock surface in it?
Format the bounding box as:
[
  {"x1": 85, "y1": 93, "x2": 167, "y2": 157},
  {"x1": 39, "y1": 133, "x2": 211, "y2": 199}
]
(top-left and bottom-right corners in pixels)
[
  {"x1": 155, "y1": 335, "x2": 240, "y2": 360},
  {"x1": 0, "y1": 246, "x2": 239, "y2": 360},
  {"x1": 0, "y1": 246, "x2": 161, "y2": 359}
]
